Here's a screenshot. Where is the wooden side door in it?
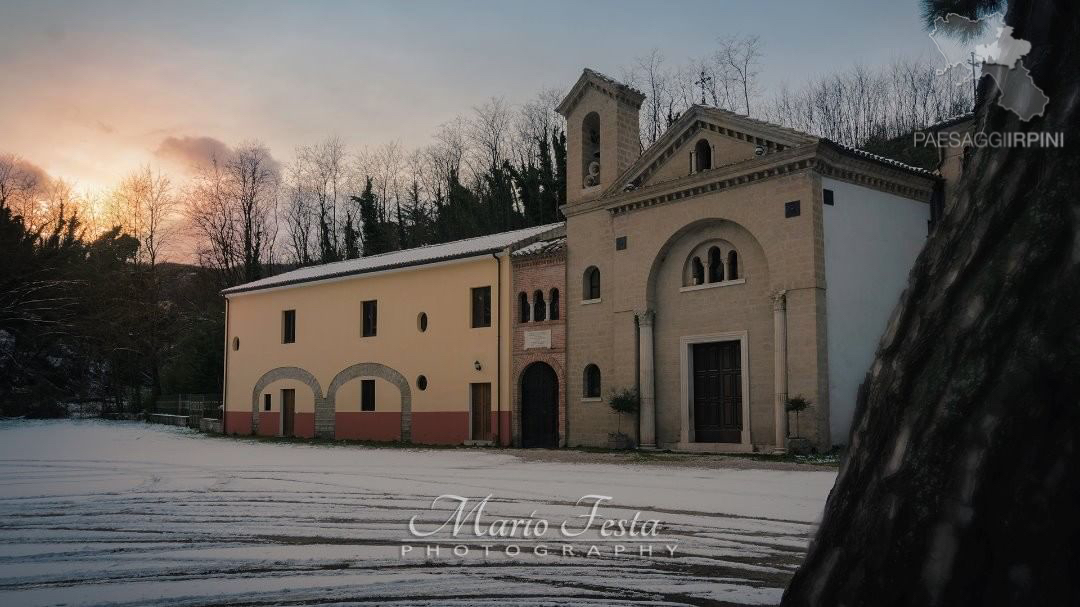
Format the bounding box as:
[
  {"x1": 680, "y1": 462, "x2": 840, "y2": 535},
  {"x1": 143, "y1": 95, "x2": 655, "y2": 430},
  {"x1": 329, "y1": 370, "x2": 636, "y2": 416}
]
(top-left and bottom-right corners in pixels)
[
  {"x1": 281, "y1": 388, "x2": 295, "y2": 437},
  {"x1": 470, "y1": 383, "x2": 491, "y2": 441}
]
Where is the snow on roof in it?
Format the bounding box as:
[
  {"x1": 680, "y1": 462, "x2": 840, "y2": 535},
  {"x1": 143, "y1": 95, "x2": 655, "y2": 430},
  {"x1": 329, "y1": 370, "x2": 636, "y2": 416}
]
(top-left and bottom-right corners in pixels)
[
  {"x1": 223, "y1": 222, "x2": 563, "y2": 296},
  {"x1": 512, "y1": 236, "x2": 566, "y2": 258},
  {"x1": 924, "y1": 112, "x2": 976, "y2": 131},
  {"x1": 823, "y1": 140, "x2": 937, "y2": 177}
]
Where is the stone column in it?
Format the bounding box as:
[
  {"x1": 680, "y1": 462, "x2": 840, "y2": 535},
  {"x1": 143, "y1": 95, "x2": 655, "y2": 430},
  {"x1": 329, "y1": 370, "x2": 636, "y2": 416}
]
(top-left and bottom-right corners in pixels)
[
  {"x1": 773, "y1": 291, "x2": 789, "y2": 453},
  {"x1": 638, "y1": 309, "x2": 657, "y2": 449}
]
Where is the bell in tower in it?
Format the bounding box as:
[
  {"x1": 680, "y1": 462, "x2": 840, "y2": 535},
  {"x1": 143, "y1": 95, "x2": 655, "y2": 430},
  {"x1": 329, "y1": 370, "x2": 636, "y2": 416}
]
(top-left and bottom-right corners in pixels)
[
  {"x1": 582, "y1": 112, "x2": 601, "y2": 188},
  {"x1": 556, "y1": 69, "x2": 645, "y2": 205}
]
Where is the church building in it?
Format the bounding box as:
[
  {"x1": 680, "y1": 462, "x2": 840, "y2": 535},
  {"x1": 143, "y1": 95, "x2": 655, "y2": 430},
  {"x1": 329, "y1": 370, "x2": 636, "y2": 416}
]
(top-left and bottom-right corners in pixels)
[
  {"x1": 556, "y1": 69, "x2": 940, "y2": 451},
  {"x1": 220, "y1": 68, "x2": 944, "y2": 453}
]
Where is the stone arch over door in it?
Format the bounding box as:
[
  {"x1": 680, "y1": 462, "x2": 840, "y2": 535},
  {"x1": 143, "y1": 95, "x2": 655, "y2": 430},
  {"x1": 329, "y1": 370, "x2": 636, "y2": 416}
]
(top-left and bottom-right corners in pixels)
[
  {"x1": 327, "y1": 363, "x2": 413, "y2": 442},
  {"x1": 641, "y1": 218, "x2": 773, "y2": 448},
  {"x1": 251, "y1": 366, "x2": 324, "y2": 435}
]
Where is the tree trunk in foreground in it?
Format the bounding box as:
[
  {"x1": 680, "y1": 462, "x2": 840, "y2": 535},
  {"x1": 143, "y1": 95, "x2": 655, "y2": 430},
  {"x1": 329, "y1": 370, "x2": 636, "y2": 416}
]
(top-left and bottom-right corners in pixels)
[{"x1": 783, "y1": 1, "x2": 1080, "y2": 604}]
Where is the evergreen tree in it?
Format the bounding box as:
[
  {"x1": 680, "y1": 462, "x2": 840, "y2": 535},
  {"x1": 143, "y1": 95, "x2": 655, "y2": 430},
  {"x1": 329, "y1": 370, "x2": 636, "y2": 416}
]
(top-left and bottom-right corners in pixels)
[
  {"x1": 342, "y1": 211, "x2": 360, "y2": 260},
  {"x1": 354, "y1": 177, "x2": 392, "y2": 256},
  {"x1": 317, "y1": 209, "x2": 339, "y2": 264}
]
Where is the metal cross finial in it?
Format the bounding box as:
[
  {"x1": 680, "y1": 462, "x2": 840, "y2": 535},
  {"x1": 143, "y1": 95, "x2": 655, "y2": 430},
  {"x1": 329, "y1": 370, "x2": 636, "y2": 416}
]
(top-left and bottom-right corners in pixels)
[{"x1": 696, "y1": 70, "x2": 712, "y2": 106}]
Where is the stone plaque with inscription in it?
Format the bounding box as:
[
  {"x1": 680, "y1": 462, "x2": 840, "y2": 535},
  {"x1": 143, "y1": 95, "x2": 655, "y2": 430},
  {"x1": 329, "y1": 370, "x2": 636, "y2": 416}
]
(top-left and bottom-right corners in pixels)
[{"x1": 523, "y1": 330, "x2": 552, "y2": 349}]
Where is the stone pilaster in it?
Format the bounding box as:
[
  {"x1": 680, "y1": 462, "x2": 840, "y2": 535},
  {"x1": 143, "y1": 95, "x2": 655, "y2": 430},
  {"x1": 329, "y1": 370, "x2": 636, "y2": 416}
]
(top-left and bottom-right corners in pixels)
[
  {"x1": 773, "y1": 291, "x2": 789, "y2": 452},
  {"x1": 637, "y1": 309, "x2": 657, "y2": 449}
]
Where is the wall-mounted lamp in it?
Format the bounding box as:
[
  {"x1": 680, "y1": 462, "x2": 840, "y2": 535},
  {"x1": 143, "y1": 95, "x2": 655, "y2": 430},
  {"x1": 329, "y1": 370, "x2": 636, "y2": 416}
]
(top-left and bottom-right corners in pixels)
[{"x1": 474, "y1": 361, "x2": 482, "y2": 371}]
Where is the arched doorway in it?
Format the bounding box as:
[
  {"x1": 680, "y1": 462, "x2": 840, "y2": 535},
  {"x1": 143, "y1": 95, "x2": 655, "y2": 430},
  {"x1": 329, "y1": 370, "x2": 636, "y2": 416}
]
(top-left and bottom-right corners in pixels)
[{"x1": 521, "y1": 362, "x2": 558, "y2": 448}]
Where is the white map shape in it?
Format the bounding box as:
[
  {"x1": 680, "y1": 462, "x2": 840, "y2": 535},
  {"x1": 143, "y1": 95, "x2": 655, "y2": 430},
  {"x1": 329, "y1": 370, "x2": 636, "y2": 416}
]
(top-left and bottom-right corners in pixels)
[
  {"x1": 930, "y1": 12, "x2": 1003, "y2": 76},
  {"x1": 975, "y1": 24, "x2": 1030, "y2": 69},
  {"x1": 929, "y1": 12, "x2": 1048, "y2": 121}
]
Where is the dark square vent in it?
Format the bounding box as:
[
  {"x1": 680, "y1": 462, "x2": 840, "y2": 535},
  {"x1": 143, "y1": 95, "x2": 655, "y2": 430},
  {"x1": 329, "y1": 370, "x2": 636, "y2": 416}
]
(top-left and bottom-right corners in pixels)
[{"x1": 785, "y1": 200, "x2": 801, "y2": 218}]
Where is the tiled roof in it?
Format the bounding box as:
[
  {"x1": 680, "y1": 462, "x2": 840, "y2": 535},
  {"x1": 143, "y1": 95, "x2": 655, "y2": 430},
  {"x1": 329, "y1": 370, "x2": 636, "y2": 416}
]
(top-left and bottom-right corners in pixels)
[{"x1": 223, "y1": 223, "x2": 563, "y2": 296}]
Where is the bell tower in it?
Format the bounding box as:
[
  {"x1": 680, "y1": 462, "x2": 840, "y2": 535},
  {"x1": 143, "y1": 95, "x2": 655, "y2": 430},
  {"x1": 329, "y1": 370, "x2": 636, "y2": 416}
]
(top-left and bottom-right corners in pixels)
[{"x1": 557, "y1": 69, "x2": 644, "y2": 205}]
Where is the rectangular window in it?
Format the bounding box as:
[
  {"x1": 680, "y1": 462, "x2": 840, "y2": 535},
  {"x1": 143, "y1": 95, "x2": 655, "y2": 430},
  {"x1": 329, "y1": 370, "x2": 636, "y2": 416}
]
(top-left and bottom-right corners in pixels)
[
  {"x1": 361, "y1": 379, "x2": 376, "y2": 411},
  {"x1": 471, "y1": 286, "x2": 491, "y2": 328},
  {"x1": 823, "y1": 189, "x2": 834, "y2": 206},
  {"x1": 615, "y1": 236, "x2": 627, "y2": 250},
  {"x1": 282, "y1": 309, "x2": 296, "y2": 343},
  {"x1": 784, "y1": 200, "x2": 801, "y2": 218},
  {"x1": 263, "y1": 393, "x2": 271, "y2": 411},
  {"x1": 362, "y1": 300, "x2": 378, "y2": 337}
]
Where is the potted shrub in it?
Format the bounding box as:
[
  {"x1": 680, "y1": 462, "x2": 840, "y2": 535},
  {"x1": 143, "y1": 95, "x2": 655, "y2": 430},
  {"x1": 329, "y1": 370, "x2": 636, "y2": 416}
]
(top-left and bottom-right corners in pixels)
[
  {"x1": 607, "y1": 387, "x2": 639, "y2": 449},
  {"x1": 785, "y1": 395, "x2": 814, "y2": 454}
]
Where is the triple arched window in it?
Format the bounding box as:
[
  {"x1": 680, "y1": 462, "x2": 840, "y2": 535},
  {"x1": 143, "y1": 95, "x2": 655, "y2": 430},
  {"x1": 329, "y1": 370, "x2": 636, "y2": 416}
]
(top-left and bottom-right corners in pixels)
[
  {"x1": 519, "y1": 288, "x2": 560, "y2": 323},
  {"x1": 684, "y1": 241, "x2": 741, "y2": 288}
]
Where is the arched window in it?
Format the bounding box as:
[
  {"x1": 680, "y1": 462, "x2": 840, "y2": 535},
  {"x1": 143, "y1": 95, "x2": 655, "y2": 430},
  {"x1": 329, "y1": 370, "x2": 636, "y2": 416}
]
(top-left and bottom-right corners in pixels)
[
  {"x1": 683, "y1": 241, "x2": 742, "y2": 288},
  {"x1": 694, "y1": 139, "x2": 712, "y2": 172},
  {"x1": 549, "y1": 288, "x2": 560, "y2": 320},
  {"x1": 584, "y1": 364, "x2": 602, "y2": 398},
  {"x1": 584, "y1": 266, "x2": 601, "y2": 300},
  {"x1": 691, "y1": 257, "x2": 705, "y2": 285},
  {"x1": 708, "y1": 246, "x2": 724, "y2": 283},
  {"x1": 519, "y1": 292, "x2": 530, "y2": 323},
  {"x1": 582, "y1": 112, "x2": 601, "y2": 188},
  {"x1": 533, "y1": 290, "x2": 547, "y2": 322}
]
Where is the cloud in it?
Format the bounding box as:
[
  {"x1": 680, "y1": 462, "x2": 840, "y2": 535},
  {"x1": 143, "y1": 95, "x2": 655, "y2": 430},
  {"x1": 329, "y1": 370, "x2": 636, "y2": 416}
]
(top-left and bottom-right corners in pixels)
[
  {"x1": 95, "y1": 120, "x2": 115, "y2": 135},
  {"x1": 0, "y1": 153, "x2": 52, "y2": 186},
  {"x1": 153, "y1": 136, "x2": 232, "y2": 172}
]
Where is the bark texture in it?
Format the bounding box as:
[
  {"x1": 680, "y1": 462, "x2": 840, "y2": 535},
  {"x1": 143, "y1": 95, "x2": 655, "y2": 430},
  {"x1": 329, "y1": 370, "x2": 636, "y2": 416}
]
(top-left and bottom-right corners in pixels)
[{"x1": 783, "y1": 1, "x2": 1080, "y2": 604}]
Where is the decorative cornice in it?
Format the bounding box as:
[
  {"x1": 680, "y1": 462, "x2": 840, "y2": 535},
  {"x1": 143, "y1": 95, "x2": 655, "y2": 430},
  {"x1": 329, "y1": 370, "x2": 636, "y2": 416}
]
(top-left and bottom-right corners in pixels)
[
  {"x1": 603, "y1": 105, "x2": 819, "y2": 197},
  {"x1": 562, "y1": 142, "x2": 938, "y2": 219}
]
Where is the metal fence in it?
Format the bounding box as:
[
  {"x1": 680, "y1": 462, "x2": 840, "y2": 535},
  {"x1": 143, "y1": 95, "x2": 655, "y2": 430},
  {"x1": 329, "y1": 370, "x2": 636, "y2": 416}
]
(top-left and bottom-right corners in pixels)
[{"x1": 153, "y1": 394, "x2": 222, "y2": 429}]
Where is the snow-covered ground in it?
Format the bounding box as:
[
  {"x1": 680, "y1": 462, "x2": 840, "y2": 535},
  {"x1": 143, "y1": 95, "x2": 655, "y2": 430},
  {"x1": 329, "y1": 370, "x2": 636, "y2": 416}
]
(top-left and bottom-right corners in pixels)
[{"x1": 0, "y1": 420, "x2": 835, "y2": 606}]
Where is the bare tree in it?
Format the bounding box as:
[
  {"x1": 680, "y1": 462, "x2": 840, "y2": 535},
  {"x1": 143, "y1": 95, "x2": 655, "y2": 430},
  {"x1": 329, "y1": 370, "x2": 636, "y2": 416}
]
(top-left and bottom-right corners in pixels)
[
  {"x1": 282, "y1": 147, "x2": 315, "y2": 265},
  {"x1": 469, "y1": 97, "x2": 513, "y2": 174},
  {"x1": 226, "y1": 142, "x2": 278, "y2": 282},
  {"x1": 303, "y1": 136, "x2": 349, "y2": 261},
  {"x1": 0, "y1": 153, "x2": 52, "y2": 232},
  {"x1": 624, "y1": 48, "x2": 671, "y2": 146},
  {"x1": 109, "y1": 166, "x2": 178, "y2": 267},
  {"x1": 187, "y1": 155, "x2": 239, "y2": 281},
  {"x1": 717, "y1": 34, "x2": 763, "y2": 115},
  {"x1": 761, "y1": 54, "x2": 973, "y2": 148}
]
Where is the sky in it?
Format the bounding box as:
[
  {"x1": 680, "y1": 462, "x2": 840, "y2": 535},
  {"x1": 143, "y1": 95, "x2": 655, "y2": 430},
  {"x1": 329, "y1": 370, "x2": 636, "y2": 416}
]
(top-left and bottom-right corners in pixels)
[{"x1": 0, "y1": 0, "x2": 940, "y2": 193}]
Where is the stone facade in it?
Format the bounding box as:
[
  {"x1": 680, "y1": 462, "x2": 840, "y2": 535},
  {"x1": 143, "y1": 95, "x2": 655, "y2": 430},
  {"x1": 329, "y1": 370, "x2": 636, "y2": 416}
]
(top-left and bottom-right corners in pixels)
[{"x1": 556, "y1": 69, "x2": 940, "y2": 452}]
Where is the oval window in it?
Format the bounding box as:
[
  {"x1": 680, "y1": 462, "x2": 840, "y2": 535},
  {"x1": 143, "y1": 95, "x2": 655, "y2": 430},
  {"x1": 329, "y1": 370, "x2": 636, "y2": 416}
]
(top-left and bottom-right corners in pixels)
[
  {"x1": 416, "y1": 375, "x2": 428, "y2": 390},
  {"x1": 232, "y1": 337, "x2": 240, "y2": 351},
  {"x1": 417, "y1": 312, "x2": 428, "y2": 332}
]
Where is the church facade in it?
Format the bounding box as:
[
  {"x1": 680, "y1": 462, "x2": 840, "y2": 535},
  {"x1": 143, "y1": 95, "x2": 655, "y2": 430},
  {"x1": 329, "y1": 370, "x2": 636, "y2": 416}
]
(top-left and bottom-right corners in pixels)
[{"x1": 556, "y1": 70, "x2": 939, "y2": 451}]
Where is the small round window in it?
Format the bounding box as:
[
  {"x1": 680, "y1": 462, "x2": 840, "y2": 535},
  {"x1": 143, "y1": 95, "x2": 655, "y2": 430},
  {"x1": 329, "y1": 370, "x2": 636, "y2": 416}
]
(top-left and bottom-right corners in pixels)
[
  {"x1": 417, "y1": 312, "x2": 428, "y2": 332},
  {"x1": 416, "y1": 375, "x2": 428, "y2": 390},
  {"x1": 232, "y1": 337, "x2": 240, "y2": 351}
]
